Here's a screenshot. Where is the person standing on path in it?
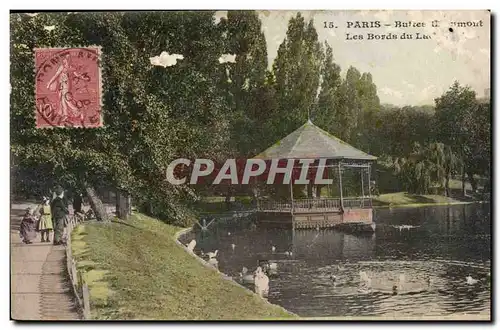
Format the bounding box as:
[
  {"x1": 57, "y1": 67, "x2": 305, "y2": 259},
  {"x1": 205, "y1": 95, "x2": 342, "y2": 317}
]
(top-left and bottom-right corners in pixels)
[
  {"x1": 73, "y1": 192, "x2": 83, "y2": 215},
  {"x1": 51, "y1": 186, "x2": 68, "y2": 245},
  {"x1": 38, "y1": 196, "x2": 53, "y2": 243},
  {"x1": 19, "y1": 207, "x2": 37, "y2": 244}
]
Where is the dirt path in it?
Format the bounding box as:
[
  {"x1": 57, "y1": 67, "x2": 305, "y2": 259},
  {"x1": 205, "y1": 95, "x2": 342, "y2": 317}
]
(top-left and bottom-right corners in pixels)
[{"x1": 10, "y1": 202, "x2": 81, "y2": 320}]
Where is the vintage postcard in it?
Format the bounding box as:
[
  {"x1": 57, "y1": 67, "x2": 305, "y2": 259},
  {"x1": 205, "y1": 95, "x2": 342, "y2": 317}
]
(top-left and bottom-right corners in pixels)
[{"x1": 10, "y1": 10, "x2": 491, "y2": 321}]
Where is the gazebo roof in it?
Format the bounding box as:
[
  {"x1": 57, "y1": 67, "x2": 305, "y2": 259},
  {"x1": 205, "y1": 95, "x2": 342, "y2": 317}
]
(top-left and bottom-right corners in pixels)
[{"x1": 253, "y1": 120, "x2": 377, "y2": 161}]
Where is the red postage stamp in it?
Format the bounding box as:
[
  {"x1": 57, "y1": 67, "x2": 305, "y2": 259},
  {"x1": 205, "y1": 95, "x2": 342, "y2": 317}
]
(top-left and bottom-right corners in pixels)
[{"x1": 35, "y1": 47, "x2": 103, "y2": 128}]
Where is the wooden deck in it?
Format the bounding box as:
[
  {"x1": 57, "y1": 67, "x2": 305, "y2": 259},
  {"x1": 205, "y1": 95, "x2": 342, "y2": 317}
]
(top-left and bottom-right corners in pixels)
[
  {"x1": 257, "y1": 197, "x2": 374, "y2": 230},
  {"x1": 258, "y1": 197, "x2": 372, "y2": 213}
]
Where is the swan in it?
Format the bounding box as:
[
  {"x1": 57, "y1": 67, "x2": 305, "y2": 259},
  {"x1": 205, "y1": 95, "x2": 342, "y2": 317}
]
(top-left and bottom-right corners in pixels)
[
  {"x1": 240, "y1": 267, "x2": 254, "y2": 283},
  {"x1": 231, "y1": 243, "x2": 236, "y2": 250},
  {"x1": 271, "y1": 246, "x2": 276, "y2": 253},
  {"x1": 208, "y1": 257, "x2": 218, "y2": 268},
  {"x1": 426, "y1": 275, "x2": 432, "y2": 287},
  {"x1": 399, "y1": 274, "x2": 406, "y2": 291},
  {"x1": 186, "y1": 239, "x2": 196, "y2": 252},
  {"x1": 254, "y1": 267, "x2": 269, "y2": 297},
  {"x1": 358, "y1": 286, "x2": 371, "y2": 294},
  {"x1": 206, "y1": 250, "x2": 218, "y2": 259},
  {"x1": 359, "y1": 271, "x2": 372, "y2": 288},
  {"x1": 259, "y1": 260, "x2": 278, "y2": 275},
  {"x1": 466, "y1": 275, "x2": 479, "y2": 285}
]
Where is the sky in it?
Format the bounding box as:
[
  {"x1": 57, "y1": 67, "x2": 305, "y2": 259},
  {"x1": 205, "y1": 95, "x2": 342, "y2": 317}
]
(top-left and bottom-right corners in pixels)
[{"x1": 217, "y1": 10, "x2": 490, "y2": 106}]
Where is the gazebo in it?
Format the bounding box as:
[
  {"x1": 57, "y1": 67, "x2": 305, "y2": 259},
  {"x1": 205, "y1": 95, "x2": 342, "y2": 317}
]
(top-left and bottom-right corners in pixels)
[{"x1": 253, "y1": 119, "x2": 377, "y2": 230}]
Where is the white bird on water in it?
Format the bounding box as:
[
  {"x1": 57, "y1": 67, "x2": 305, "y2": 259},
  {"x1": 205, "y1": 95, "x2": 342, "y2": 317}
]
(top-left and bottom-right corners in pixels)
[
  {"x1": 240, "y1": 267, "x2": 255, "y2": 283},
  {"x1": 186, "y1": 239, "x2": 196, "y2": 252},
  {"x1": 466, "y1": 275, "x2": 479, "y2": 285},
  {"x1": 206, "y1": 250, "x2": 218, "y2": 259},
  {"x1": 392, "y1": 225, "x2": 420, "y2": 232},
  {"x1": 254, "y1": 267, "x2": 270, "y2": 297},
  {"x1": 231, "y1": 243, "x2": 236, "y2": 250},
  {"x1": 271, "y1": 246, "x2": 276, "y2": 253},
  {"x1": 398, "y1": 273, "x2": 406, "y2": 291},
  {"x1": 208, "y1": 257, "x2": 218, "y2": 268},
  {"x1": 358, "y1": 271, "x2": 372, "y2": 293}
]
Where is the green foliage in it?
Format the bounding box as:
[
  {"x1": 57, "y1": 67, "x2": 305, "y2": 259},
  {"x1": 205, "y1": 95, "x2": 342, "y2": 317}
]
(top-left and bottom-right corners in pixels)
[
  {"x1": 11, "y1": 12, "x2": 233, "y2": 224},
  {"x1": 270, "y1": 13, "x2": 323, "y2": 140},
  {"x1": 390, "y1": 142, "x2": 460, "y2": 195}
]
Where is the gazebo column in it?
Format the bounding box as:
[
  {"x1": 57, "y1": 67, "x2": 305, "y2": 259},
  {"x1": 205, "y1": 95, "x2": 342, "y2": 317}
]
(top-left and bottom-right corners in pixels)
[
  {"x1": 367, "y1": 164, "x2": 372, "y2": 196},
  {"x1": 367, "y1": 164, "x2": 372, "y2": 208},
  {"x1": 289, "y1": 180, "x2": 294, "y2": 215},
  {"x1": 361, "y1": 167, "x2": 365, "y2": 198},
  {"x1": 338, "y1": 162, "x2": 344, "y2": 211}
]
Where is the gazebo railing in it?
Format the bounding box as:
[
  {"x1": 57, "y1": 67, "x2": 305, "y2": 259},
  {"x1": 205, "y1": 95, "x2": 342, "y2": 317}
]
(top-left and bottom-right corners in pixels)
[
  {"x1": 343, "y1": 197, "x2": 373, "y2": 209},
  {"x1": 293, "y1": 198, "x2": 341, "y2": 211},
  {"x1": 258, "y1": 197, "x2": 372, "y2": 213}
]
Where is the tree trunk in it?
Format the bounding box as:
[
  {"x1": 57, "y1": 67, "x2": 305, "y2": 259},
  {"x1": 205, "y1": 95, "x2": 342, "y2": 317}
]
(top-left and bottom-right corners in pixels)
[
  {"x1": 83, "y1": 183, "x2": 109, "y2": 222},
  {"x1": 315, "y1": 185, "x2": 322, "y2": 199},
  {"x1": 461, "y1": 164, "x2": 467, "y2": 197},
  {"x1": 466, "y1": 171, "x2": 478, "y2": 193},
  {"x1": 444, "y1": 173, "x2": 450, "y2": 197},
  {"x1": 225, "y1": 186, "x2": 233, "y2": 209},
  {"x1": 127, "y1": 194, "x2": 132, "y2": 215},
  {"x1": 116, "y1": 189, "x2": 130, "y2": 220},
  {"x1": 307, "y1": 182, "x2": 313, "y2": 198}
]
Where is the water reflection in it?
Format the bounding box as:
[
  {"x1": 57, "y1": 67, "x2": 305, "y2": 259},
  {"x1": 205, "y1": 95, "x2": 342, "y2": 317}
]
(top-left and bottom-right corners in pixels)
[{"x1": 181, "y1": 203, "x2": 490, "y2": 317}]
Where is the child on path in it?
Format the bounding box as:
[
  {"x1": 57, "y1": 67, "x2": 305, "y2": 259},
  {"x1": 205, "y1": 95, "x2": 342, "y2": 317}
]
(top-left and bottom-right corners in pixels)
[
  {"x1": 38, "y1": 196, "x2": 54, "y2": 242},
  {"x1": 19, "y1": 207, "x2": 37, "y2": 244}
]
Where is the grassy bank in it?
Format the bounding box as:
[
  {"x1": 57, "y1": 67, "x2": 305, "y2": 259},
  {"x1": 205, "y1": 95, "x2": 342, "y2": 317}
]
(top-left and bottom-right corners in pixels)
[
  {"x1": 71, "y1": 213, "x2": 296, "y2": 320},
  {"x1": 372, "y1": 192, "x2": 475, "y2": 208}
]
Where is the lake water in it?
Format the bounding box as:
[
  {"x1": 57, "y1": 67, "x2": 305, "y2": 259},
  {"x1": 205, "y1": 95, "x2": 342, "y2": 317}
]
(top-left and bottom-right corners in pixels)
[{"x1": 180, "y1": 203, "x2": 491, "y2": 318}]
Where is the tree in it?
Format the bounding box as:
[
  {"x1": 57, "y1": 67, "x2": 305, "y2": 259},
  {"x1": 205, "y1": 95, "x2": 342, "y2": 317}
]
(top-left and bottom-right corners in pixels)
[
  {"x1": 271, "y1": 13, "x2": 323, "y2": 139},
  {"x1": 314, "y1": 42, "x2": 341, "y2": 133},
  {"x1": 435, "y1": 81, "x2": 478, "y2": 196},
  {"x1": 218, "y1": 10, "x2": 269, "y2": 157}
]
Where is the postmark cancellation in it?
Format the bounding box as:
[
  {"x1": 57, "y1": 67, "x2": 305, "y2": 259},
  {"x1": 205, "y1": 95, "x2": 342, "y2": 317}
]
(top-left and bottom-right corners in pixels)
[{"x1": 34, "y1": 47, "x2": 103, "y2": 128}]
